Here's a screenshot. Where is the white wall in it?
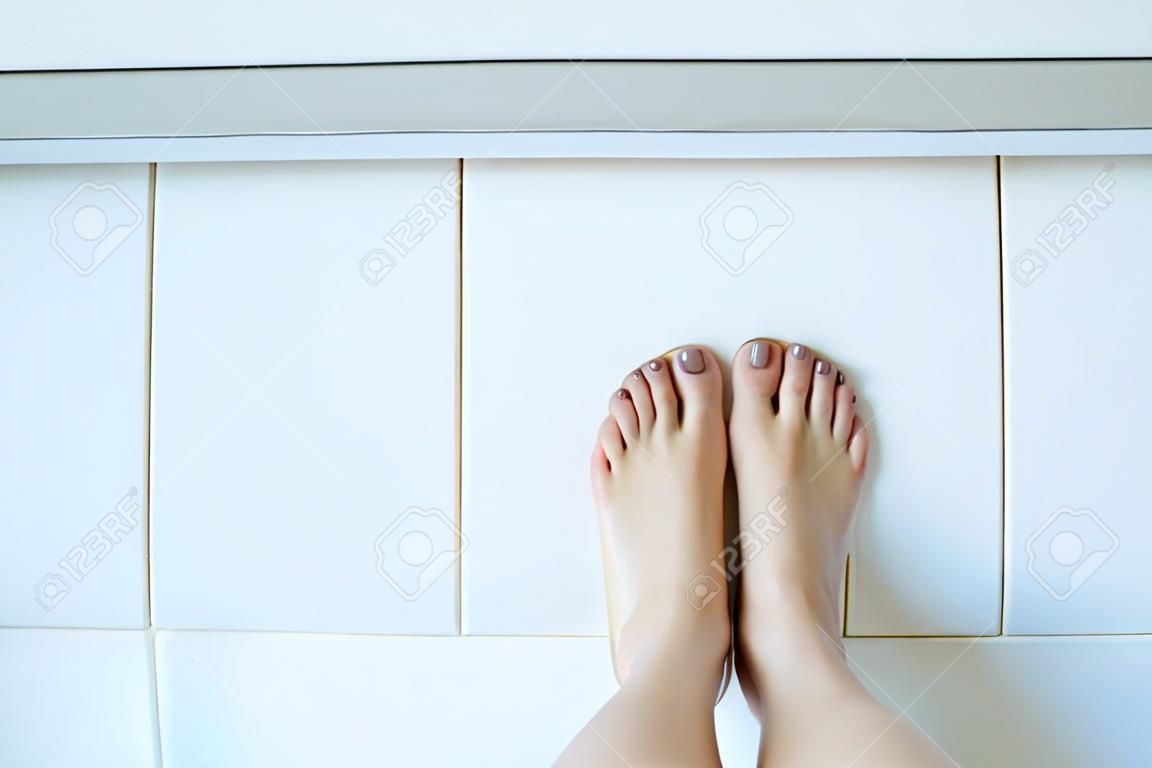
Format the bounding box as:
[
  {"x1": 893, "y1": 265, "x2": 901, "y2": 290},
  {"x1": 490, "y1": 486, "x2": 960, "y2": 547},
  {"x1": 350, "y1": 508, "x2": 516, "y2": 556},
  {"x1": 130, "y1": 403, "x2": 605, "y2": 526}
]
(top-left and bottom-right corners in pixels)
[{"x1": 2, "y1": 0, "x2": 1150, "y2": 71}]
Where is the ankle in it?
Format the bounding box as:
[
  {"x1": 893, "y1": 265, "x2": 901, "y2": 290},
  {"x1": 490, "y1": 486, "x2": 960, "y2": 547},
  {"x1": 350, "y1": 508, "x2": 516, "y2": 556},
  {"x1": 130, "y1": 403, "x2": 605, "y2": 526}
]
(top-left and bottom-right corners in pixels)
[
  {"x1": 741, "y1": 571, "x2": 841, "y2": 635},
  {"x1": 738, "y1": 580, "x2": 844, "y2": 678},
  {"x1": 619, "y1": 606, "x2": 731, "y2": 685}
]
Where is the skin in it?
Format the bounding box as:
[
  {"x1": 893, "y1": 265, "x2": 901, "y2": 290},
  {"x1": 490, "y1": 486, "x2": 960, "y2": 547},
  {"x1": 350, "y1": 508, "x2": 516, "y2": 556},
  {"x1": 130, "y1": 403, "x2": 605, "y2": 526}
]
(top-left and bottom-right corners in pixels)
[{"x1": 555, "y1": 340, "x2": 956, "y2": 768}]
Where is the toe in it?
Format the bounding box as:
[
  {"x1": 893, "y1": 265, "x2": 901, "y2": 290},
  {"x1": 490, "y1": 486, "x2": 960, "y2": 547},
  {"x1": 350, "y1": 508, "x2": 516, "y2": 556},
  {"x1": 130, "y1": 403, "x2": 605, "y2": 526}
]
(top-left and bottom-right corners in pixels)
[
  {"x1": 778, "y1": 342, "x2": 815, "y2": 420},
  {"x1": 623, "y1": 367, "x2": 655, "y2": 433},
  {"x1": 642, "y1": 357, "x2": 677, "y2": 429},
  {"x1": 731, "y1": 339, "x2": 783, "y2": 412},
  {"x1": 809, "y1": 358, "x2": 838, "y2": 432},
  {"x1": 832, "y1": 381, "x2": 857, "y2": 445},
  {"x1": 590, "y1": 442, "x2": 611, "y2": 493},
  {"x1": 848, "y1": 420, "x2": 869, "y2": 473},
  {"x1": 669, "y1": 345, "x2": 722, "y2": 428},
  {"x1": 597, "y1": 415, "x2": 625, "y2": 465},
  {"x1": 609, "y1": 387, "x2": 640, "y2": 444}
]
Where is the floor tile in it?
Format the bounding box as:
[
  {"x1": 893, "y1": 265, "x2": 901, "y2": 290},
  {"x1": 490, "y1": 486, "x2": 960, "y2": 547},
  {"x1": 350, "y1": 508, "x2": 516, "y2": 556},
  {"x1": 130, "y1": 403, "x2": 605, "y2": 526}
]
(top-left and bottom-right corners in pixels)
[
  {"x1": 0, "y1": 629, "x2": 159, "y2": 768},
  {"x1": 846, "y1": 637, "x2": 1152, "y2": 767},
  {"x1": 154, "y1": 632, "x2": 1151, "y2": 767},
  {"x1": 462, "y1": 159, "x2": 1002, "y2": 636},
  {"x1": 155, "y1": 632, "x2": 618, "y2": 768},
  {"x1": 0, "y1": 165, "x2": 149, "y2": 628},
  {"x1": 151, "y1": 161, "x2": 458, "y2": 633},
  {"x1": 1002, "y1": 156, "x2": 1152, "y2": 633}
]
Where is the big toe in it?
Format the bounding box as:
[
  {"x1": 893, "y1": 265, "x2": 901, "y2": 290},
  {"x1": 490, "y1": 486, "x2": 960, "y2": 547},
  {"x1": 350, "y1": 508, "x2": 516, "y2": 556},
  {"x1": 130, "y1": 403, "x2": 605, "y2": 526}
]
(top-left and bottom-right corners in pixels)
[
  {"x1": 669, "y1": 345, "x2": 723, "y2": 429},
  {"x1": 731, "y1": 339, "x2": 784, "y2": 413}
]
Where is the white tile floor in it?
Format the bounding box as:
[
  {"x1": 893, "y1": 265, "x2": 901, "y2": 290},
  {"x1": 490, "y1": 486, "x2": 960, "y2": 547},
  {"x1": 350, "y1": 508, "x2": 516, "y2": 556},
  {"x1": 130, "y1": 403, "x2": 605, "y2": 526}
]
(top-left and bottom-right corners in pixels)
[
  {"x1": 1, "y1": 157, "x2": 1150, "y2": 766},
  {"x1": 0, "y1": 165, "x2": 150, "y2": 630},
  {"x1": 463, "y1": 158, "x2": 1002, "y2": 637},
  {"x1": 150, "y1": 161, "x2": 458, "y2": 634},
  {"x1": 1001, "y1": 156, "x2": 1152, "y2": 634}
]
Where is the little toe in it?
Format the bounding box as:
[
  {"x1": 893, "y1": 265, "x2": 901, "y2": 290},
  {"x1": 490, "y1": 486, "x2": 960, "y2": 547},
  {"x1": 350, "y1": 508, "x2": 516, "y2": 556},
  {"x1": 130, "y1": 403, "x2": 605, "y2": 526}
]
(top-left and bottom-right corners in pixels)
[
  {"x1": 597, "y1": 416, "x2": 625, "y2": 465},
  {"x1": 832, "y1": 382, "x2": 857, "y2": 446},
  {"x1": 848, "y1": 420, "x2": 869, "y2": 473},
  {"x1": 609, "y1": 386, "x2": 640, "y2": 444}
]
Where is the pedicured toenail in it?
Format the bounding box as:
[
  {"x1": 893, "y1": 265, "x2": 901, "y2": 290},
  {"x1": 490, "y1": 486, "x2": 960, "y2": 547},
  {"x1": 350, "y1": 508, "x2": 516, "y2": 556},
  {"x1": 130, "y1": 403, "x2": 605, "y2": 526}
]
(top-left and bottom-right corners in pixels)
[
  {"x1": 750, "y1": 341, "x2": 770, "y2": 369},
  {"x1": 836, "y1": 372, "x2": 845, "y2": 385},
  {"x1": 677, "y1": 347, "x2": 706, "y2": 374},
  {"x1": 631, "y1": 369, "x2": 642, "y2": 380},
  {"x1": 852, "y1": 395, "x2": 857, "y2": 403},
  {"x1": 815, "y1": 360, "x2": 831, "y2": 375},
  {"x1": 790, "y1": 344, "x2": 809, "y2": 360},
  {"x1": 617, "y1": 388, "x2": 630, "y2": 399},
  {"x1": 647, "y1": 359, "x2": 664, "y2": 372}
]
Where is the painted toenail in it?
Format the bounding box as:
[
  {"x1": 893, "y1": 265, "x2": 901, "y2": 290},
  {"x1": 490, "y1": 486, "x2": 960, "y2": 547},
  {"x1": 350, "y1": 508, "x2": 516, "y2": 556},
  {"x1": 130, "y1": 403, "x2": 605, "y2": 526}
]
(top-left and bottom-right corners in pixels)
[
  {"x1": 647, "y1": 359, "x2": 663, "y2": 372},
  {"x1": 852, "y1": 395, "x2": 857, "y2": 403},
  {"x1": 790, "y1": 344, "x2": 809, "y2": 360},
  {"x1": 631, "y1": 369, "x2": 642, "y2": 380},
  {"x1": 677, "y1": 348, "x2": 706, "y2": 374},
  {"x1": 617, "y1": 388, "x2": 630, "y2": 399},
  {"x1": 750, "y1": 342, "x2": 770, "y2": 369},
  {"x1": 836, "y1": 372, "x2": 845, "y2": 385},
  {"x1": 815, "y1": 360, "x2": 831, "y2": 375}
]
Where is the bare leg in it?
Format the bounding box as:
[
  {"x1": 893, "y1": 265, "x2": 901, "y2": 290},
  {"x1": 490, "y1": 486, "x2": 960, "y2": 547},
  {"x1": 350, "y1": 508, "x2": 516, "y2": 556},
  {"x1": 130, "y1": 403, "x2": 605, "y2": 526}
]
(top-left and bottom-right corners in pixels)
[
  {"x1": 555, "y1": 347, "x2": 731, "y2": 768},
  {"x1": 729, "y1": 339, "x2": 954, "y2": 768}
]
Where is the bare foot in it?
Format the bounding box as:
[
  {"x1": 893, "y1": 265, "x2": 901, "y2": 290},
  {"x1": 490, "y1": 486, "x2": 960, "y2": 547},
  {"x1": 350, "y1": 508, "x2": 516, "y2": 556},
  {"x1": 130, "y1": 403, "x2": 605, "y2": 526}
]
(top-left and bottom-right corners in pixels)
[
  {"x1": 727, "y1": 340, "x2": 868, "y2": 713},
  {"x1": 591, "y1": 346, "x2": 731, "y2": 687}
]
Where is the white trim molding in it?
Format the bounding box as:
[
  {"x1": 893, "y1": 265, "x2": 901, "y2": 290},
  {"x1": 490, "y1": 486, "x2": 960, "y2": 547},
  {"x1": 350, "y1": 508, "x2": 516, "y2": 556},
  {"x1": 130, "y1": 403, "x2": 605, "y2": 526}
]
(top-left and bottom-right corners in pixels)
[{"x1": 2, "y1": 61, "x2": 1150, "y2": 163}]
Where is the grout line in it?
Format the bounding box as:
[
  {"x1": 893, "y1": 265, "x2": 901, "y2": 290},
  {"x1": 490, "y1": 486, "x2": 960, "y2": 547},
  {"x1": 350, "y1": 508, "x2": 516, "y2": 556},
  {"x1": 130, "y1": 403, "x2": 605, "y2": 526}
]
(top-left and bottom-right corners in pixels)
[
  {"x1": 2, "y1": 624, "x2": 1149, "y2": 639},
  {"x1": 8, "y1": 58, "x2": 1152, "y2": 77},
  {"x1": 842, "y1": 555, "x2": 851, "y2": 636},
  {"x1": 144, "y1": 162, "x2": 157, "y2": 628},
  {"x1": 148, "y1": 627, "x2": 165, "y2": 767},
  {"x1": 995, "y1": 155, "x2": 1007, "y2": 636},
  {"x1": 455, "y1": 157, "x2": 464, "y2": 636},
  {"x1": 144, "y1": 163, "x2": 166, "y2": 767}
]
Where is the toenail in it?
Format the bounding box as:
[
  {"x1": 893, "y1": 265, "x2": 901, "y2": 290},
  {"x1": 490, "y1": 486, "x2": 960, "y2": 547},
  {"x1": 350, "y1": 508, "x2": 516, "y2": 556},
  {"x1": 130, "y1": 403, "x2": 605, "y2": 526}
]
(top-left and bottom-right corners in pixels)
[
  {"x1": 647, "y1": 359, "x2": 663, "y2": 372},
  {"x1": 815, "y1": 359, "x2": 831, "y2": 375},
  {"x1": 616, "y1": 388, "x2": 630, "y2": 399},
  {"x1": 750, "y1": 341, "x2": 770, "y2": 369},
  {"x1": 790, "y1": 344, "x2": 809, "y2": 360},
  {"x1": 852, "y1": 395, "x2": 857, "y2": 403},
  {"x1": 677, "y1": 347, "x2": 706, "y2": 374},
  {"x1": 631, "y1": 369, "x2": 642, "y2": 380},
  {"x1": 836, "y1": 372, "x2": 845, "y2": 385}
]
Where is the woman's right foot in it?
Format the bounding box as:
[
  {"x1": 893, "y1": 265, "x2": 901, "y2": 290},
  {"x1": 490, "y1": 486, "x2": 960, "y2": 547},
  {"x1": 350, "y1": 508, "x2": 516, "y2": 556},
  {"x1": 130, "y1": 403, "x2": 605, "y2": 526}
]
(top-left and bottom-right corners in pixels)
[
  {"x1": 591, "y1": 346, "x2": 731, "y2": 688},
  {"x1": 727, "y1": 339, "x2": 868, "y2": 714}
]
